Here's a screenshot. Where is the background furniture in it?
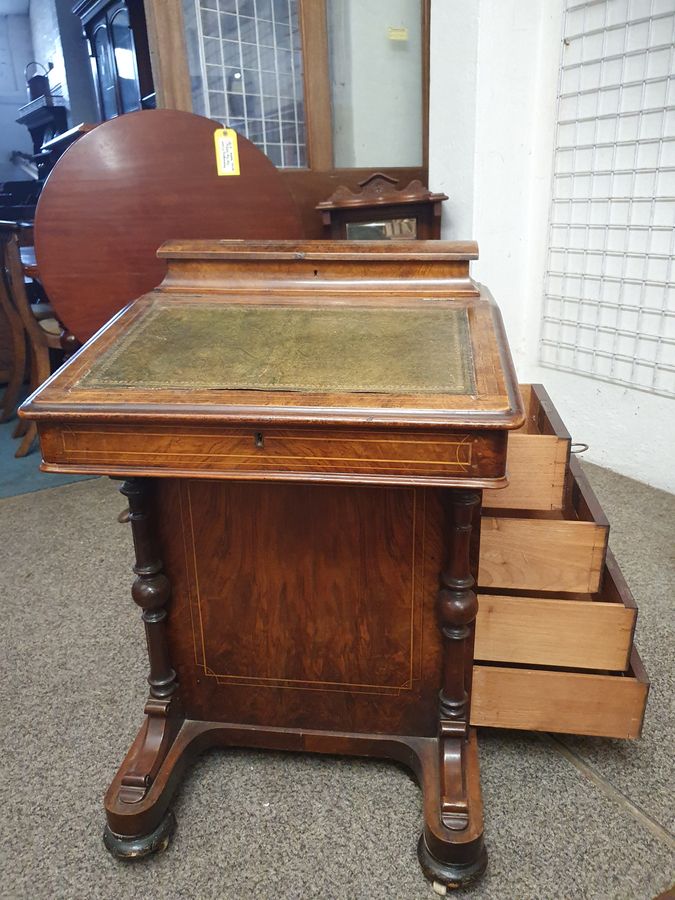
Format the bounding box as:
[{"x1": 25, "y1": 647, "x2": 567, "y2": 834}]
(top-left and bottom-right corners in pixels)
[
  {"x1": 0, "y1": 222, "x2": 62, "y2": 456},
  {"x1": 1, "y1": 126, "x2": 94, "y2": 221},
  {"x1": 73, "y1": 0, "x2": 156, "y2": 119},
  {"x1": 317, "y1": 173, "x2": 447, "y2": 240},
  {"x1": 0, "y1": 223, "x2": 27, "y2": 424},
  {"x1": 34, "y1": 108, "x2": 304, "y2": 343},
  {"x1": 16, "y1": 89, "x2": 69, "y2": 181}
]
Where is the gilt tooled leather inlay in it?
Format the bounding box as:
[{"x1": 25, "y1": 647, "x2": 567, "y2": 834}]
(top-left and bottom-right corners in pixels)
[{"x1": 79, "y1": 303, "x2": 476, "y2": 395}]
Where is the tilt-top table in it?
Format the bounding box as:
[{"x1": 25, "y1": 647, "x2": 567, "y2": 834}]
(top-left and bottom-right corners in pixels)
[{"x1": 21, "y1": 240, "x2": 524, "y2": 891}]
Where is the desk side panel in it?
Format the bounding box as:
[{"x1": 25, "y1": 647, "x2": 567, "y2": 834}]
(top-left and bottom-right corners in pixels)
[{"x1": 156, "y1": 479, "x2": 445, "y2": 737}]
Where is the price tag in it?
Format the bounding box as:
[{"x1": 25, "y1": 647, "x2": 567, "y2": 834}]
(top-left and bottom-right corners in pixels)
[{"x1": 214, "y1": 127, "x2": 240, "y2": 176}]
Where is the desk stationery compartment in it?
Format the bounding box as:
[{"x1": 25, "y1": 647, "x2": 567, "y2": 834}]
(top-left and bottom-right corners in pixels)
[{"x1": 40, "y1": 421, "x2": 508, "y2": 485}]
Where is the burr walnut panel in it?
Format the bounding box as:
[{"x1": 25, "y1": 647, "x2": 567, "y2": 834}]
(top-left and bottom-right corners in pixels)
[
  {"x1": 155, "y1": 480, "x2": 446, "y2": 736},
  {"x1": 37, "y1": 422, "x2": 507, "y2": 485}
]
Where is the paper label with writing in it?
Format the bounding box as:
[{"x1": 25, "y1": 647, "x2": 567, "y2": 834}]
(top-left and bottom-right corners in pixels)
[
  {"x1": 387, "y1": 26, "x2": 409, "y2": 41},
  {"x1": 214, "y1": 127, "x2": 240, "y2": 176}
]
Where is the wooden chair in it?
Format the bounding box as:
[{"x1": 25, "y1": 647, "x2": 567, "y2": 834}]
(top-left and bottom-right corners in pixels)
[
  {"x1": 0, "y1": 222, "x2": 27, "y2": 423},
  {"x1": 0, "y1": 221, "x2": 62, "y2": 456}
]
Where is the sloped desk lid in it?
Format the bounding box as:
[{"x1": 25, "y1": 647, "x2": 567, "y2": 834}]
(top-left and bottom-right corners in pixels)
[
  {"x1": 78, "y1": 302, "x2": 476, "y2": 396},
  {"x1": 21, "y1": 240, "x2": 524, "y2": 431}
]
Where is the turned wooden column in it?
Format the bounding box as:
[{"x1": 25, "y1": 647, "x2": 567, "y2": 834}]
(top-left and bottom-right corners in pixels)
[
  {"x1": 436, "y1": 489, "x2": 481, "y2": 831},
  {"x1": 116, "y1": 478, "x2": 181, "y2": 805},
  {"x1": 121, "y1": 478, "x2": 176, "y2": 700}
]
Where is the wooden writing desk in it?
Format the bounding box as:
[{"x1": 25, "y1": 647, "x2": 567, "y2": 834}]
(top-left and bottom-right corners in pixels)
[{"x1": 21, "y1": 240, "x2": 524, "y2": 890}]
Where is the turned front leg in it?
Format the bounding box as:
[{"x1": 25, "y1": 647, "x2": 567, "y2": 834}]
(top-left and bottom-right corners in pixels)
[
  {"x1": 436, "y1": 489, "x2": 480, "y2": 831},
  {"x1": 122, "y1": 478, "x2": 176, "y2": 701},
  {"x1": 116, "y1": 478, "x2": 181, "y2": 804}
]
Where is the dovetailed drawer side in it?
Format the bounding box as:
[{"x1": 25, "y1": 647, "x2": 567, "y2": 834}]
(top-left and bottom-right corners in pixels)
[
  {"x1": 470, "y1": 648, "x2": 649, "y2": 739},
  {"x1": 489, "y1": 384, "x2": 570, "y2": 511},
  {"x1": 474, "y1": 549, "x2": 636, "y2": 671},
  {"x1": 478, "y1": 456, "x2": 609, "y2": 594}
]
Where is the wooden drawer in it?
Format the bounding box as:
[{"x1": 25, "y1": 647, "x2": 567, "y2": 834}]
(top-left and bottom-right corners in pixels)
[
  {"x1": 470, "y1": 648, "x2": 649, "y2": 739},
  {"x1": 478, "y1": 456, "x2": 609, "y2": 594},
  {"x1": 38, "y1": 421, "x2": 508, "y2": 486},
  {"x1": 474, "y1": 549, "x2": 636, "y2": 670},
  {"x1": 490, "y1": 383, "x2": 570, "y2": 511}
]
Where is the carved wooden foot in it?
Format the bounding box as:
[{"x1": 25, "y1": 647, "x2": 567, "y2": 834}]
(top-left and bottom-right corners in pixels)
[
  {"x1": 103, "y1": 808, "x2": 176, "y2": 860},
  {"x1": 104, "y1": 718, "x2": 487, "y2": 882},
  {"x1": 117, "y1": 698, "x2": 183, "y2": 805},
  {"x1": 418, "y1": 833, "x2": 488, "y2": 893},
  {"x1": 418, "y1": 728, "x2": 487, "y2": 892}
]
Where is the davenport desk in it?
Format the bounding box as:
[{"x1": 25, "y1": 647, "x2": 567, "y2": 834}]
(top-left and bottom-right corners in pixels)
[{"x1": 21, "y1": 240, "x2": 524, "y2": 890}]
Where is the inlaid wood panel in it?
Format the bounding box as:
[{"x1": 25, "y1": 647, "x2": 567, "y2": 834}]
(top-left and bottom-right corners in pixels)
[
  {"x1": 156, "y1": 479, "x2": 447, "y2": 736},
  {"x1": 185, "y1": 481, "x2": 418, "y2": 691},
  {"x1": 38, "y1": 422, "x2": 506, "y2": 486}
]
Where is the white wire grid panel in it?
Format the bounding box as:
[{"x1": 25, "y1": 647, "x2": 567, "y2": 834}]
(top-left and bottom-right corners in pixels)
[
  {"x1": 540, "y1": 0, "x2": 675, "y2": 397},
  {"x1": 182, "y1": 0, "x2": 307, "y2": 167}
]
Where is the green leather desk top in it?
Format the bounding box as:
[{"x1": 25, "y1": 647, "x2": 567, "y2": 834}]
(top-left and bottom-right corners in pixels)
[{"x1": 79, "y1": 302, "x2": 476, "y2": 396}]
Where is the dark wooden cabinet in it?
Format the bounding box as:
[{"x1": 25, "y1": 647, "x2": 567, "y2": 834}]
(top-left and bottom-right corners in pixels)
[{"x1": 73, "y1": 0, "x2": 155, "y2": 121}]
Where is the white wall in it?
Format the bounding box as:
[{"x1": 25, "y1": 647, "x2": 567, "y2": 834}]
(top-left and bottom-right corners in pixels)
[
  {"x1": 328, "y1": 0, "x2": 423, "y2": 168},
  {"x1": 28, "y1": 0, "x2": 98, "y2": 125},
  {"x1": 28, "y1": 0, "x2": 66, "y2": 98},
  {"x1": 0, "y1": 14, "x2": 35, "y2": 181},
  {"x1": 429, "y1": 0, "x2": 674, "y2": 493}
]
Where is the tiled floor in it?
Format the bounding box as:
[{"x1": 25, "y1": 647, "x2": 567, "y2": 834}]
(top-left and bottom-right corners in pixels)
[{"x1": 1, "y1": 466, "x2": 673, "y2": 899}]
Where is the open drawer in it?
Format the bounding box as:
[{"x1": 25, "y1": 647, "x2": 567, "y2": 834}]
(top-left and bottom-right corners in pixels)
[
  {"x1": 478, "y1": 455, "x2": 609, "y2": 594},
  {"x1": 489, "y1": 383, "x2": 570, "y2": 511},
  {"x1": 474, "y1": 548, "x2": 636, "y2": 671},
  {"x1": 470, "y1": 648, "x2": 649, "y2": 739}
]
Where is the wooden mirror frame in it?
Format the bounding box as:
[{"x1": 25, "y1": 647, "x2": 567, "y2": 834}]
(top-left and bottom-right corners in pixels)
[{"x1": 141, "y1": 0, "x2": 430, "y2": 235}]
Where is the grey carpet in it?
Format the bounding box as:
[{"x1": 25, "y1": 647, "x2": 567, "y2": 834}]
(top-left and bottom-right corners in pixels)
[{"x1": 1, "y1": 464, "x2": 673, "y2": 900}]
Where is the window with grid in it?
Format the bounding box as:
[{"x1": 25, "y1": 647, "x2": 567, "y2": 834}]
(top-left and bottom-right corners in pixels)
[
  {"x1": 182, "y1": 0, "x2": 306, "y2": 167},
  {"x1": 180, "y1": 0, "x2": 426, "y2": 170},
  {"x1": 540, "y1": 0, "x2": 675, "y2": 398}
]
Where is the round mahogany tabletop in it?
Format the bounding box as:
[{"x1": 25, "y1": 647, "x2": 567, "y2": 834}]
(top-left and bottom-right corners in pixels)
[{"x1": 34, "y1": 109, "x2": 303, "y2": 343}]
